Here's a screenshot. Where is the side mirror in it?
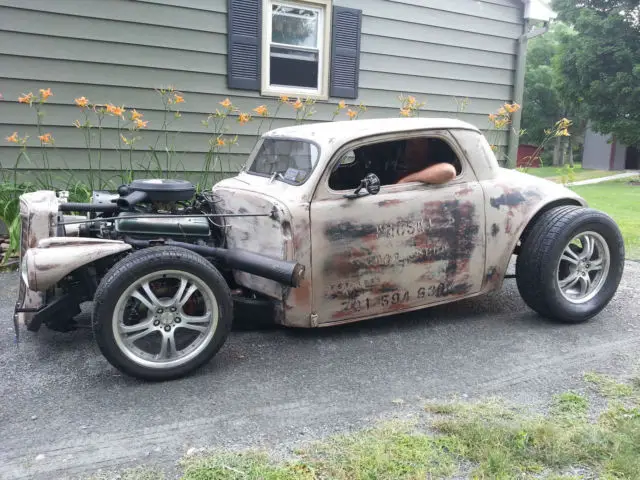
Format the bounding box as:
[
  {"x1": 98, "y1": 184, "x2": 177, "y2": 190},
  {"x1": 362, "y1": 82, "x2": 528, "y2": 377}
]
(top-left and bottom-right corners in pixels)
[{"x1": 344, "y1": 173, "x2": 381, "y2": 199}]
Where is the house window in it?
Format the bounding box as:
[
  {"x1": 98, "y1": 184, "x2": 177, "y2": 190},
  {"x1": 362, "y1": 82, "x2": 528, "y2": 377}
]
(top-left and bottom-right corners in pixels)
[{"x1": 262, "y1": 0, "x2": 331, "y2": 99}]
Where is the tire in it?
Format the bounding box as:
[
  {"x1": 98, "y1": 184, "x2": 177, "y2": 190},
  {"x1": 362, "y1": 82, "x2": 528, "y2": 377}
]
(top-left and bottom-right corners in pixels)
[
  {"x1": 93, "y1": 246, "x2": 233, "y2": 381},
  {"x1": 516, "y1": 206, "x2": 625, "y2": 323}
]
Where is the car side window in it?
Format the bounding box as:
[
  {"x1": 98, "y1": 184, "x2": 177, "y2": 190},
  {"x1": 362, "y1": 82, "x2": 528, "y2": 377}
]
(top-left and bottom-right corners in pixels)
[{"x1": 328, "y1": 136, "x2": 463, "y2": 191}]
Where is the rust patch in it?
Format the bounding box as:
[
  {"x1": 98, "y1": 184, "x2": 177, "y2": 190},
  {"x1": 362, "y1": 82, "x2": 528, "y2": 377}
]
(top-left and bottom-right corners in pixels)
[
  {"x1": 490, "y1": 191, "x2": 527, "y2": 209},
  {"x1": 377, "y1": 199, "x2": 403, "y2": 207},
  {"x1": 455, "y1": 185, "x2": 474, "y2": 197},
  {"x1": 325, "y1": 222, "x2": 378, "y2": 242}
]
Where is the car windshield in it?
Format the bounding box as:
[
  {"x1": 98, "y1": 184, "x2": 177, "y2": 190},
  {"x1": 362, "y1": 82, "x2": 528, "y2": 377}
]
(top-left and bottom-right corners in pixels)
[{"x1": 246, "y1": 138, "x2": 320, "y2": 185}]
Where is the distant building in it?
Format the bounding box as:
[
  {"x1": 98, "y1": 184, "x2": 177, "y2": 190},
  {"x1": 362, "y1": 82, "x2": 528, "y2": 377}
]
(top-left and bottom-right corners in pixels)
[{"x1": 582, "y1": 123, "x2": 639, "y2": 171}]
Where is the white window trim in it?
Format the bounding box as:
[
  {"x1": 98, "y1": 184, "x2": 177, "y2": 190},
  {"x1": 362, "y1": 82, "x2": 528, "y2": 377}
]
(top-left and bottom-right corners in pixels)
[{"x1": 261, "y1": 0, "x2": 332, "y2": 100}]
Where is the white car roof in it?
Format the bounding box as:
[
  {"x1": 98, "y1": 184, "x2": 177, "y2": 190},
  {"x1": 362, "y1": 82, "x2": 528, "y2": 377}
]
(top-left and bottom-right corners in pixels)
[{"x1": 263, "y1": 117, "x2": 481, "y2": 147}]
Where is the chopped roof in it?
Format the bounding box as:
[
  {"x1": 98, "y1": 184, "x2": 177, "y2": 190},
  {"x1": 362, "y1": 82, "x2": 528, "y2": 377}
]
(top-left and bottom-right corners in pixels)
[{"x1": 263, "y1": 117, "x2": 481, "y2": 147}]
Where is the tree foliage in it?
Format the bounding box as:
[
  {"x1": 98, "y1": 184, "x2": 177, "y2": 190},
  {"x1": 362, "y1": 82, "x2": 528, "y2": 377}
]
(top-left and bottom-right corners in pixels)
[
  {"x1": 552, "y1": 0, "x2": 640, "y2": 146},
  {"x1": 522, "y1": 23, "x2": 580, "y2": 145}
]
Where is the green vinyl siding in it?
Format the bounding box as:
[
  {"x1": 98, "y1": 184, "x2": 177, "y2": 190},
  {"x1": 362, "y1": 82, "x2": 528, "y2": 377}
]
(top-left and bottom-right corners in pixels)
[{"x1": 0, "y1": 0, "x2": 523, "y2": 179}]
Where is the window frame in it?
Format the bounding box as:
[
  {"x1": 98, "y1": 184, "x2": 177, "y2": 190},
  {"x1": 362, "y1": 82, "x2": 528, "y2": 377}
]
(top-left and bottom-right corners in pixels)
[
  {"x1": 317, "y1": 130, "x2": 474, "y2": 200},
  {"x1": 244, "y1": 136, "x2": 323, "y2": 186},
  {"x1": 261, "y1": 0, "x2": 333, "y2": 100}
]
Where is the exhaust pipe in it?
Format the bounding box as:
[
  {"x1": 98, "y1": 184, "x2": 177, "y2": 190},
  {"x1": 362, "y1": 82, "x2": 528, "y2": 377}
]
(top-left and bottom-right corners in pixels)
[
  {"x1": 167, "y1": 240, "x2": 305, "y2": 288},
  {"x1": 124, "y1": 238, "x2": 305, "y2": 288}
]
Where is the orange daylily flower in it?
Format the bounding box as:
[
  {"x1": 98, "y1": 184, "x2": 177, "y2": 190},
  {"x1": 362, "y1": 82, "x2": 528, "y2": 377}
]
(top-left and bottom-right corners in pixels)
[
  {"x1": 253, "y1": 105, "x2": 268, "y2": 116},
  {"x1": 407, "y1": 96, "x2": 416, "y2": 106},
  {"x1": 131, "y1": 109, "x2": 143, "y2": 120},
  {"x1": 74, "y1": 96, "x2": 89, "y2": 108},
  {"x1": 173, "y1": 94, "x2": 185, "y2": 104},
  {"x1": 38, "y1": 133, "x2": 53, "y2": 144},
  {"x1": 497, "y1": 106, "x2": 507, "y2": 116},
  {"x1": 134, "y1": 119, "x2": 148, "y2": 129},
  {"x1": 18, "y1": 92, "x2": 34, "y2": 104},
  {"x1": 39, "y1": 88, "x2": 53, "y2": 101},
  {"x1": 488, "y1": 113, "x2": 497, "y2": 122},
  {"x1": 279, "y1": 95, "x2": 289, "y2": 103},
  {"x1": 399, "y1": 108, "x2": 411, "y2": 117},
  {"x1": 504, "y1": 103, "x2": 520, "y2": 113},
  {"x1": 216, "y1": 137, "x2": 226, "y2": 147},
  {"x1": 105, "y1": 104, "x2": 126, "y2": 117},
  {"x1": 6, "y1": 132, "x2": 19, "y2": 143},
  {"x1": 238, "y1": 113, "x2": 251, "y2": 125},
  {"x1": 292, "y1": 99, "x2": 303, "y2": 110},
  {"x1": 220, "y1": 98, "x2": 232, "y2": 109},
  {"x1": 347, "y1": 109, "x2": 357, "y2": 119},
  {"x1": 338, "y1": 100, "x2": 346, "y2": 109}
]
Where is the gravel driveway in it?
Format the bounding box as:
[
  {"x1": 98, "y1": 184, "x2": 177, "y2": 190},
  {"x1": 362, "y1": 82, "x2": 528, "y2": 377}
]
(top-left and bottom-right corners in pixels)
[{"x1": 2, "y1": 261, "x2": 640, "y2": 479}]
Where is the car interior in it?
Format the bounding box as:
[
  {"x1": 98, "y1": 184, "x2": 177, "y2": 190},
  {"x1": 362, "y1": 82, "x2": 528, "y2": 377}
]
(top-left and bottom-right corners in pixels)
[{"x1": 328, "y1": 136, "x2": 463, "y2": 191}]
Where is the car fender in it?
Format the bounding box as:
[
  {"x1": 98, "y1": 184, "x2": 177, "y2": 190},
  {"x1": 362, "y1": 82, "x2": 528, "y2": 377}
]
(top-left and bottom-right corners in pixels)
[
  {"x1": 482, "y1": 170, "x2": 587, "y2": 292},
  {"x1": 23, "y1": 237, "x2": 132, "y2": 292}
]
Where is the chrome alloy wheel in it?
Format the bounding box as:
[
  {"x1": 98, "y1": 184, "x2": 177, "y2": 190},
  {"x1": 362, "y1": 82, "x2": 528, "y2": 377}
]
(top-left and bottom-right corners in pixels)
[
  {"x1": 112, "y1": 270, "x2": 219, "y2": 369},
  {"x1": 556, "y1": 231, "x2": 610, "y2": 304}
]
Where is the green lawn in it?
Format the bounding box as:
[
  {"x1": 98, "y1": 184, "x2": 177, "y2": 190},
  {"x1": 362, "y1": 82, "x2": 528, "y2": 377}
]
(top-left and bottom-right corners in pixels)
[
  {"x1": 572, "y1": 177, "x2": 640, "y2": 260},
  {"x1": 522, "y1": 163, "x2": 614, "y2": 183}
]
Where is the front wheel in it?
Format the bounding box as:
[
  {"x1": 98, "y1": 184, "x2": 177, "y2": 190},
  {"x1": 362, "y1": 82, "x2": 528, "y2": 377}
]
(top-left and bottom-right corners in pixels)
[
  {"x1": 93, "y1": 246, "x2": 233, "y2": 381},
  {"x1": 516, "y1": 206, "x2": 625, "y2": 323}
]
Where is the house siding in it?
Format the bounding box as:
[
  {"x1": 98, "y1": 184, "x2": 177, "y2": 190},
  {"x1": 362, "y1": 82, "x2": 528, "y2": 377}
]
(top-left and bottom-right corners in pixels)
[
  {"x1": 0, "y1": 0, "x2": 524, "y2": 182},
  {"x1": 582, "y1": 123, "x2": 628, "y2": 171}
]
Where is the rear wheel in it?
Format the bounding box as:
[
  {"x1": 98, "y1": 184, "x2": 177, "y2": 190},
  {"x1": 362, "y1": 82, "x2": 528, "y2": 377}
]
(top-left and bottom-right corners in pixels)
[
  {"x1": 516, "y1": 206, "x2": 625, "y2": 322},
  {"x1": 93, "y1": 246, "x2": 232, "y2": 381}
]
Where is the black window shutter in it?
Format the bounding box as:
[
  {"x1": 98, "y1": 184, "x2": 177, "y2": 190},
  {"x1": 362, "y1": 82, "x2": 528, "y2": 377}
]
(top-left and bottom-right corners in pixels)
[
  {"x1": 329, "y1": 6, "x2": 362, "y2": 100},
  {"x1": 227, "y1": 0, "x2": 262, "y2": 91}
]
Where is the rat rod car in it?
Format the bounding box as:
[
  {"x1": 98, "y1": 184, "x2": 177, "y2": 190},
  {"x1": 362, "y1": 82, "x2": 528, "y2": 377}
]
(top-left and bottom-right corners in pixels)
[{"x1": 14, "y1": 118, "x2": 625, "y2": 381}]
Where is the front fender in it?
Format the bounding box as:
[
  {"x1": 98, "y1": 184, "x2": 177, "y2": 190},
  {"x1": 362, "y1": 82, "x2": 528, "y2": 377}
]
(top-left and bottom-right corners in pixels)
[
  {"x1": 482, "y1": 170, "x2": 587, "y2": 292},
  {"x1": 23, "y1": 238, "x2": 132, "y2": 292}
]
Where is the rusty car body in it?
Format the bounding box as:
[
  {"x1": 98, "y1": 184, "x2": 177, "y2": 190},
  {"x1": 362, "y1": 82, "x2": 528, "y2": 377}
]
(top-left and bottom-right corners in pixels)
[{"x1": 14, "y1": 118, "x2": 625, "y2": 380}]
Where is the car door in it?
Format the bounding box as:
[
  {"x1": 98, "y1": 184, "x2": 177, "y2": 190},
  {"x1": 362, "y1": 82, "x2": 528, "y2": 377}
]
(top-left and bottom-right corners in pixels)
[{"x1": 309, "y1": 129, "x2": 486, "y2": 325}]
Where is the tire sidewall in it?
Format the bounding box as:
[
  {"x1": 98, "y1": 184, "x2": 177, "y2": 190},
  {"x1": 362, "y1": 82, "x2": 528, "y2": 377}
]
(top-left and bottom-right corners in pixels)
[
  {"x1": 540, "y1": 214, "x2": 624, "y2": 322},
  {"x1": 94, "y1": 247, "x2": 233, "y2": 381}
]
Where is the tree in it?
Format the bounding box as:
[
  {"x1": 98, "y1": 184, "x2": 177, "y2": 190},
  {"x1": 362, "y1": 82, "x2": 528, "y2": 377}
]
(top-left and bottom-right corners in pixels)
[
  {"x1": 552, "y1": 0, "x2": 640, "y2": 147},
  {"x1": 521, "y1": 22, "x2": 586, "y2": 165}
]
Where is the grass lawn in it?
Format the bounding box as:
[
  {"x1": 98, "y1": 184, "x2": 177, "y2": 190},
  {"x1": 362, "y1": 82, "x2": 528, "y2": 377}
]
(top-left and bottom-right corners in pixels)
[
  {"x1": 522, "y1": 163, "x2": 614, "y2": 183},
  {"x1": 572, "y1": 177, "x2": 640, "y2": 260},
  {"x1": 92, "y1": 368, "x2": 640, "y2": 480}
]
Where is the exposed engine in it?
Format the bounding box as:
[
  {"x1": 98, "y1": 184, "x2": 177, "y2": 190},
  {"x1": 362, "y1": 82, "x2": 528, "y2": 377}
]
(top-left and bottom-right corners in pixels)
[
  {"x1": 15, "y1": 179, "x2": 304, "y2": 335},
  {"x1": 59, "y1": 179, "x2": 227, "y2": 248}
]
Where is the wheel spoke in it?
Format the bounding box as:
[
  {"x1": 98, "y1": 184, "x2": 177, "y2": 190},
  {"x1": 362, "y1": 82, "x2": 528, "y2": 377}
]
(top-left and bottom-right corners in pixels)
[
  {"x1": 578, "y1": 274, "x2": 591, "y2": 296},
  {"x1": 126, "y1": 326, "x2": 156, "y2": 343},
  {"x1": 142, "y1": 282, "x2": 165, "y2": 308},
  {"x1": 170, "y1": 278, "x2": 189, "y2": 306},
  {"x1": 178, "y1": 323, "x2": 208, "y2": 334},
  {"x1": 158, "y1": 332, "x2": 177, "y2": 359},
  {"x1": 581, "y1": 235, "x2": 595, "y2": 260},
  {"x1": 181, "y1": 312, "x2": 211, "y2": 324},
  {"x1": 561, "y1": 253, "x2": 579, "y2": 266},
  {"x1": 177, "y1": 284, "x2": 198, "y2": 307},
  {"x1": 559, "y1": 271, "x2": 580, "y2": 289},
  {"x1": 562, "y1": 246, "x2": 580, "y2": 264},
  {"x1": 120, "y1": 318, "x2": 153, "y2": 334},
  {"x1": 131, "y1": 290, "x2": 155, "y2": 311}
]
